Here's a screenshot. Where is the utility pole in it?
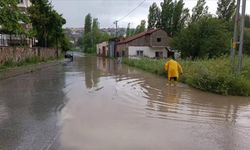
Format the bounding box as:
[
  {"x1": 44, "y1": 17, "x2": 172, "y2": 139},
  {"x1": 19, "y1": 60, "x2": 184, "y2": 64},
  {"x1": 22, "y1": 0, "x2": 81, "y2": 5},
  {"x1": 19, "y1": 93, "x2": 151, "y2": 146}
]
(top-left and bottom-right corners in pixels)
[
  {"x1": 114, "y1": 20, "x2": 118, "y2": 37},
  {"x1": 231, "y1": 0, "x2": 241, "y2": 69},
  {"x1": 237, "y1": 0, "x2": 247, "y2": 74}
]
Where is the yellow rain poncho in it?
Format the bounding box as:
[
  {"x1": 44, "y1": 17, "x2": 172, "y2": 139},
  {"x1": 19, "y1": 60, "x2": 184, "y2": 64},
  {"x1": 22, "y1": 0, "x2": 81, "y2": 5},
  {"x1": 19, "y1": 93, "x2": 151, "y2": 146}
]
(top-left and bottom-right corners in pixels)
[{"x1": 165, "y1": 59, "x2": 183, "y2": 81}]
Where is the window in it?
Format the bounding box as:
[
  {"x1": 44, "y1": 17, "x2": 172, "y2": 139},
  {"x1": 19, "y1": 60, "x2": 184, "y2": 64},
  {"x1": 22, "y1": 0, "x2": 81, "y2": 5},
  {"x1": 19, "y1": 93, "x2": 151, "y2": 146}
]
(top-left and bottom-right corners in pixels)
[
  {"x1": 136, "y1": 50, "x2": 143, "y2": 57},
  {"x1": 157, "y1": 38, "x2": 161, "y2": 42},
  {"x1": 155, "y1": 51, "x2": 163, "y2": 58}
]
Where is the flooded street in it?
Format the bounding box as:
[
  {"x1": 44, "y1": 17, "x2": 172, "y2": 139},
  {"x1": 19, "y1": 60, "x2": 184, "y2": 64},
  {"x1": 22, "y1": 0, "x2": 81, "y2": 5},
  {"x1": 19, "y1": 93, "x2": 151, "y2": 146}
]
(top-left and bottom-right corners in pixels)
[{"x1": 1, "y1": 55, "x2": 250, "y2": 150}]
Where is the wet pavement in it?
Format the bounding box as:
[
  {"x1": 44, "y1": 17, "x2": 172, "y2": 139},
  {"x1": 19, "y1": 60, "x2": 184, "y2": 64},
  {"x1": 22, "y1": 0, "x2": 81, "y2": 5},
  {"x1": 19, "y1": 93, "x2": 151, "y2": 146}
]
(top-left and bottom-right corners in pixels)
[{"x1": 0, "y1": 54, "x2": 250, "y2": 150}]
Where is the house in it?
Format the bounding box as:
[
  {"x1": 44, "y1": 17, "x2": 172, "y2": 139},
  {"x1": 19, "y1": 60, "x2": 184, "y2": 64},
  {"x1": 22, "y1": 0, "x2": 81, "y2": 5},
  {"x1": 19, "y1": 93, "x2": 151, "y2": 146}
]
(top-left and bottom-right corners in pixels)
[
  {"x1": 0, "y1": 0, "x2": 33, "y2": 47},
  {"x1": 18, "y1": 0, "x2": 32, "y2": 30},
  {"x1": 18, "y1": 0, "x2": 32, "y2": 12},
  {"x1": 96, "y1": 41, "x2": 109, "y2": 57},
  {"x1": 116, "y1": 29, "x2": 170, "y2": 58}
]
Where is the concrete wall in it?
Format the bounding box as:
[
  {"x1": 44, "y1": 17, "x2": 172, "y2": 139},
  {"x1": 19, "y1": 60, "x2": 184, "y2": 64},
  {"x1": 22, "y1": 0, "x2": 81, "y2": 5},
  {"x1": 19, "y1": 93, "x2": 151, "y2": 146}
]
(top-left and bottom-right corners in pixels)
[
  {"x1": 129, "y1": 35, "x2": 150, "y2": 47},
  {"x1": 128, "y1": 46, "x2": 168, "y2": 58},
  {"x1": 0, "y1": 47, "x2": 60, "y2": 64},
  {"x1": 96, "y1": 41, "x2": 109, "y2": 56},
  {"x1": 150, "y1": 30, "x2": 169, "y2": 47}
]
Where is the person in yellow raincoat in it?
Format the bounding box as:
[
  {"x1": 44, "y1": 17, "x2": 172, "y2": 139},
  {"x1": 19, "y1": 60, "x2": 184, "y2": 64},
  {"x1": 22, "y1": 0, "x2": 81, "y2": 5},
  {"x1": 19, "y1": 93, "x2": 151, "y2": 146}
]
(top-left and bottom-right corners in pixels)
[{"x1": 165, "y1": 55, "x2": 183, "y2": 85}]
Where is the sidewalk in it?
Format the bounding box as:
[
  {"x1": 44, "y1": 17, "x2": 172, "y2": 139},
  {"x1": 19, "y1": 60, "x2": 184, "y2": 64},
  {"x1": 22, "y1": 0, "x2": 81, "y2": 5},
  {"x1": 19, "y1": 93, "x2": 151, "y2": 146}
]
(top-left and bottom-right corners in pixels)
[{"x1": 0, "y1": 60, "x2": 63, "y2": 80}]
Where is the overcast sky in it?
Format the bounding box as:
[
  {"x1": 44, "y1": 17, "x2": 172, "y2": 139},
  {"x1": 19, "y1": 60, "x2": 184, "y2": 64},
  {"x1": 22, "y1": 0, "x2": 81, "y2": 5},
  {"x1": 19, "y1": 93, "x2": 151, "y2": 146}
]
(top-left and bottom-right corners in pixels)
[{"x1": 51, "y1": 0, "x2": 250, "y2": 28}]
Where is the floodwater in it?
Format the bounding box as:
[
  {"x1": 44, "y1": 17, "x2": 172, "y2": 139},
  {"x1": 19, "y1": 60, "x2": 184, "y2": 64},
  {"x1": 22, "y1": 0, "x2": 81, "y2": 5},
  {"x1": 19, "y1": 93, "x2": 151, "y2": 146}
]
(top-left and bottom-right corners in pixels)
[{"x1": 0, "y1": 55, "x2": 250, "y2": 150}]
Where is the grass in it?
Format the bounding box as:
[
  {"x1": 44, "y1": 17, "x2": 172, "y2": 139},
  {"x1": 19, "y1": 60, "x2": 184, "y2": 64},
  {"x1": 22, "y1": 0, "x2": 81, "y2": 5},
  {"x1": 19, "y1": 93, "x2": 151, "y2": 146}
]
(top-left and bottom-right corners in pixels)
[
  {"x1": 123, "y1": 56, "x2": 250, "y2": 96},
  {"x1": 0, "y1": 56, "x2": 60, "y2": 72}
]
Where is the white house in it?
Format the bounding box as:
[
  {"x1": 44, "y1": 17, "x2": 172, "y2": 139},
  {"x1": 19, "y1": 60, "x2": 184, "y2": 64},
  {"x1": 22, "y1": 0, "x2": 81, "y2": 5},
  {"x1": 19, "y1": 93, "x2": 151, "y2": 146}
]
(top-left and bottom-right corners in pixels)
[
  {"x1": 18, "y1": 0, "x2": 32, "y2": 10},
  {"x1": 116, "y1": 29, "x2": 170, "y2": 58},
  {"x1": 96, "y1": 41, "x2": 109, "y2": 57}
]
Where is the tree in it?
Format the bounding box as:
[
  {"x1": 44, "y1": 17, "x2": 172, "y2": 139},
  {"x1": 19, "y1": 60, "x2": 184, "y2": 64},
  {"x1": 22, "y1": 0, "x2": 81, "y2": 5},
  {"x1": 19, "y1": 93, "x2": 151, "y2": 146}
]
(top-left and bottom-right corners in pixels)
[
  {"x1": 126, "y1": 23, "x2": 131, "y2": 37},
  {"x1": 82, "y1": 14, "x2": 111, "y2": 53},
  {"x1": 29, "y1": 0, "x2": 66, "y2": 47},
  {"x1": 245, "y1": 15, "x2": 250, "y2": 28},
  {"x1": 84, "y1": 14, "x2": 92, "y2": 34},
  {"x1": 173, "y1": 17, "x2": 231, "y2": 58},
  {"x1": 135, "y1": 20, "x2": 146, "y2": 34},
  {"x1": 83, "y1": 13, "x2": 93, "y2": 53},
  {"x1": 147, "y1": 2, "x2": 161, "y2": 29},
  {"x1": 161, "y1": 0, "x2": 174, "y2": 35},
  {"x1": 217, "y1": 0, "x2": 236, "y2": 22},
  {"x1": 160, "y1": 0, "x2": 189, "y2": 36},
  {"x1": 172, "y1": 0, "x2": 189, "y2": 36},
  {"x1": 61, "y1": 33, "x2": 73, "y2": 52},
  {"x1": 191, "y1": 0, "x2": 208, "y2": 23},
  {"x1": 92, "y1": 18, "x2": 101, "y2": 49},
  {"x1": 0, "y1": 0, "x2": 29, "y2": 34},
  {"x1": 244, "y1": 28, "x2": 250, "y2": 55}
]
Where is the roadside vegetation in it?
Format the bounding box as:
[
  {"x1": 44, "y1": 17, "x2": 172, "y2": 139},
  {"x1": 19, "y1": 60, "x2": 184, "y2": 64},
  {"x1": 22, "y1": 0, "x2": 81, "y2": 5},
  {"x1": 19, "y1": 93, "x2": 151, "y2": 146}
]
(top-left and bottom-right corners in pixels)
[
  {"x1": 81, "y1": 14, "x2": 112, "y2": 53},
  {"x1": 123, "y1": 56, "x2": 250, "y2": 96},
  {"x1": 0, "y1": 56, "x2": 62, "y2": 71},
  {"x1": 121, "y1": 0, "x2": 250, "y2": 96}
]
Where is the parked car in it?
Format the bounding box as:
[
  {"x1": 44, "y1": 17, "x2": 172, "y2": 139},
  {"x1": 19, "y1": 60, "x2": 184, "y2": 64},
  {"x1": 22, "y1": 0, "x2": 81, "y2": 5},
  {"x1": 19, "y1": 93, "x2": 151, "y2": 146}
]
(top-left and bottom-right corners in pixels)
[{"x1": 65, "y1": 52, "x2": 73, "y2": 61}]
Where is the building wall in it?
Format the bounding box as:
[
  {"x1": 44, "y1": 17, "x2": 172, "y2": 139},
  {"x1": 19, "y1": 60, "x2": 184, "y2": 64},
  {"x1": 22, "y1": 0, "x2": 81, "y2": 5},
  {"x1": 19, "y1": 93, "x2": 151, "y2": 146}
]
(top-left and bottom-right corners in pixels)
[
  {"x1": 116, "y1": 44, "x2": 128, "y2": 57},
  {"x1": 17, "y1": 0, "x2": 32, "y2": 8},
  {"x1": 128, "y1": 46, "x2": 167, "y2": 58},
  {"x1": 108, "y1": 41, "x2": 116, "y2": 58},
  {"x1": 0, "y1": 47, "x2": 60, "y2": 64},
  {"x1": 150, "y1": 30, "x2": 169, "y2": 47},
  {"x1": 96, "y1": 41, "x2": 108, "y2": 56},
  {"x1": 129, "y1": 35, "x2": 150, "y2": 47}
]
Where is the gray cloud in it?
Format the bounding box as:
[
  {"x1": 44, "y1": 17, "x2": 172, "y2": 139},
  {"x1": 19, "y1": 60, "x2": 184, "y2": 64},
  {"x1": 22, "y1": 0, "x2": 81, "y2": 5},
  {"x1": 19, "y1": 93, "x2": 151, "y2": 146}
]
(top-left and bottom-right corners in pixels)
[{"x1": 51, "y1": 0, "x2": 250, "y2": 28}]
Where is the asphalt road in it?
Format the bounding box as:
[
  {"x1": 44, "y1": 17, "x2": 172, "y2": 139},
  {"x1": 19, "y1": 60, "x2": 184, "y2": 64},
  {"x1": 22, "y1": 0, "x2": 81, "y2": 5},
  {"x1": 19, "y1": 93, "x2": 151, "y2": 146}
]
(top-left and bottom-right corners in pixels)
[{"x1": 0, "y1": 55, "x2": 250, "y2": 150}]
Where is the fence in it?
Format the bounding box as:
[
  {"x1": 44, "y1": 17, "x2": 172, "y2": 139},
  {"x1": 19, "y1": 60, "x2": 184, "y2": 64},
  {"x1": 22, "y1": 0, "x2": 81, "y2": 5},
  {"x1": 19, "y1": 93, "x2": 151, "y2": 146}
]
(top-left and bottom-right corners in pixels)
[{"x1": 0, "y1": 34, "x2": 35, "y2": 47}]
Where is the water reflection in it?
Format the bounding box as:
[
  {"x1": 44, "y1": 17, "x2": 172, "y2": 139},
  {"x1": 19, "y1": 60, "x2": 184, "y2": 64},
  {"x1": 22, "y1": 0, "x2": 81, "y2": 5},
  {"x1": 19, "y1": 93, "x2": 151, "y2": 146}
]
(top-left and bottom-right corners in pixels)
[
  {"x1": 59, "y1": 56, "x2": 250, "y2": 150},
  {"x1": 94, "y1": 57, "x2": 250, "y2": 126},
  {"x1": 0, "y1": 65, "x2": 67, "y2": 150}
]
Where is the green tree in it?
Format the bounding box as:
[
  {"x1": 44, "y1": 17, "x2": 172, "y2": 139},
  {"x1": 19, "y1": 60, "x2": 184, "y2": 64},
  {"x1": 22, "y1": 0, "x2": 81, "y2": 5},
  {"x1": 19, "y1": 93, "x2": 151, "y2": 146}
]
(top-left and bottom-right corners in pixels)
[
  {"x1": 173, "y1": 17, "x2": 231, "y2": 58},
  {"x1": 126, "y1": 23, "x2": 131, "y2": 37},
  {"x1": 84, "y1": 14, "x2": 92, "y2": 34},
  {"x1": 135, "y1": 20, "x2": 146, "y2": 34},
  {"x1": 61, "y1": 33, "x2": 73, "y2": 52},
  {"x1": 191, "y1": 0, "x2": 208, "y2": 23},
  {"x1": 244, "y1": 28, "x2": 250, "y2": 55},
  {"x1": 161, "y1": 0, "x2": 174, "y2": 35},
  {"x1": 147, "y1": 2, "x2": 161, "y2": 29},
  {"x1": 245, "y1": 15, "x2": 250, "y2": 28},
  {"x1": 160, "y1": 0, "x2": 189, "y2": 36},
  {"x1": 217, "y1": 0, "x2": 236, "y2": 21},
  {"x1": 99, "y1": 32, "x2": 111, "y2": 42},
  {"x1": 172, "y1": 0, "x2": 189, "y2": 36},
  {"x1": 29, "y1": 0, "x2": 66, "y2": 47},
  {"x1": 83, "y1": 13, "x2": 93, "y2": 53},
  {"x1": 92, "y1": 18, "x2": 101, "y2": 49},
  {"x1": 0, "y1": 0, "x2": 29, "y2": 34}
]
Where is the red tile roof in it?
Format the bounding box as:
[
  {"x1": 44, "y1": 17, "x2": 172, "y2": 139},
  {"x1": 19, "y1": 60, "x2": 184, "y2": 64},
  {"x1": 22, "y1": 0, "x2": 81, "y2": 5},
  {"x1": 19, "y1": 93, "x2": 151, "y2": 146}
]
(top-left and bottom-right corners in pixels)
[{"x1": 117, "y1": 28, "x2": 161, "y2": 45}]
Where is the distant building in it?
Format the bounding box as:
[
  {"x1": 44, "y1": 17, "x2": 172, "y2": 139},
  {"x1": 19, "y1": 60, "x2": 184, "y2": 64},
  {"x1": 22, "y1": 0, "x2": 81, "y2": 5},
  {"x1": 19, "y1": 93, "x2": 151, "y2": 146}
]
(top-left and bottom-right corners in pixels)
[
  {"x1": 18, "y1": 0, "x2": 32, "y2": 11},
  {"x1": 18, "y1": 0, "x2": 32, "y2": 30},
  {"x1": 116, "y1": 29, "x2": 170, "y2": 58}
]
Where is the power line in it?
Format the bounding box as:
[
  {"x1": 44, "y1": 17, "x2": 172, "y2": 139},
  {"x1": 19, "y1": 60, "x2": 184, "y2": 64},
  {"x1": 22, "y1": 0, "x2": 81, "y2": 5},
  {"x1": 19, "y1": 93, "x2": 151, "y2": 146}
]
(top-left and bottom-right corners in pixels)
[{"x1": 116, "y1": 0, "x2": 146, "y2": 22}]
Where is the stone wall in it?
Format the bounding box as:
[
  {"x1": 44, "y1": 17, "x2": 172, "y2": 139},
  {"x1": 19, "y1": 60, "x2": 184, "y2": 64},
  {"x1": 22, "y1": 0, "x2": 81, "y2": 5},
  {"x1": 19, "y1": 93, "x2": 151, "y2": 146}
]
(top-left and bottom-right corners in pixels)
[{"x1": 0, "y1": 47, "x2": 61, "y2": 64}]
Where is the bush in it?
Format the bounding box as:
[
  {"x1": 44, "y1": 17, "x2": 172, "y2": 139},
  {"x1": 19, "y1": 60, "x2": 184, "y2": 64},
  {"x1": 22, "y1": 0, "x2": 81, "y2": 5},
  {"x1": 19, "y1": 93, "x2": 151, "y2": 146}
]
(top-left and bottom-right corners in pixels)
[
  {"x1": 123, "y1": 56, "x2": 250, "y2": 96},
  {"x1": 173, "y1": 17, "x2": 231, "y2": 59}
]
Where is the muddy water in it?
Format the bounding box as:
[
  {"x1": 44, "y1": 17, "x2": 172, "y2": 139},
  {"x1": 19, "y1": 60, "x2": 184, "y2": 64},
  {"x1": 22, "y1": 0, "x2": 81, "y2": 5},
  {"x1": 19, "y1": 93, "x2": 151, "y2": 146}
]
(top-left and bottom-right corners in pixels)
[{"x1": 57, "y1": 56, "x2": 250, "y2": 150}]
